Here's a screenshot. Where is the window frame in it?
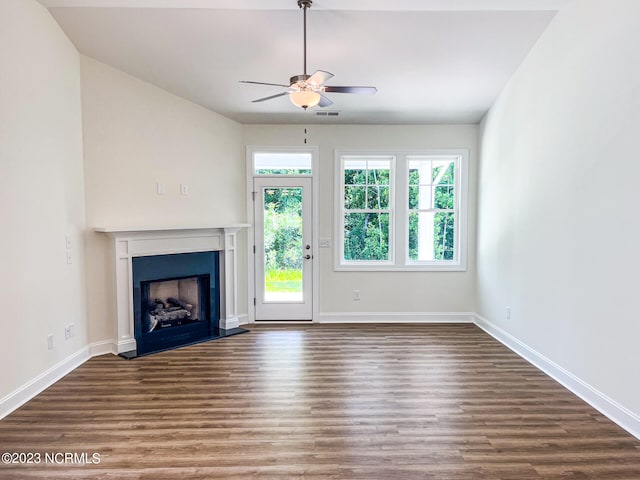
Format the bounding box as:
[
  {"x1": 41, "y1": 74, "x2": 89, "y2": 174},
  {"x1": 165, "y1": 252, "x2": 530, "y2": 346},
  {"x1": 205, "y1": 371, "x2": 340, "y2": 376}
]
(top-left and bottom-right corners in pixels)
[
  {"x1": 251, "y1": 148, "x2": 314, "y2": 177},
  {"x1": 334, "y1": 149, "x2": 468, "y2": 272},
  {"x1": 338, "y1": 154, "x2": 396, "y2": 267}
]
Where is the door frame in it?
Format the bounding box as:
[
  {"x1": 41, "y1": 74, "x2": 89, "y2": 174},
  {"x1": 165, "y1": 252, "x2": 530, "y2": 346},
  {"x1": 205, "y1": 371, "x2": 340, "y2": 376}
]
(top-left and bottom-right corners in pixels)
[{"x1": 246, "y1": 146, "x2": 320, "y2": 324}]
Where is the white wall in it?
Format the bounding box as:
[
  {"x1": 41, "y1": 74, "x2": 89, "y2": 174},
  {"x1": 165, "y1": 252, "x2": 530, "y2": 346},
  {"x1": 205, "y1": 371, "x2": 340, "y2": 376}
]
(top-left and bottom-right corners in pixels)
[
  {"x1": 244, "y1": 124, "x2": 478, "y2": 317},
  {"x1": 81, "y1": 57, "x2": 246, "y2": 343},
  {"x1": 478, "y1": 0, "x2": 640, "y2": 421},
  {"x1": 0, "y1": 1, "x2": 86, "y2": 400}
]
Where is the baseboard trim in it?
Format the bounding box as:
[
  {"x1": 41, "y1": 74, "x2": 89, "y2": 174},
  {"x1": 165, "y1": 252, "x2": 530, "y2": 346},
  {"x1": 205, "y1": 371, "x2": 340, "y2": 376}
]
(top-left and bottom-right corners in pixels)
[
  {"x1": 320, "y1": 312, "x2": 475, "y2": 323},
  {"x1": 0, "y1": 346, "x2": 90, "y2": 420},
  {"x1": 474, "y1": 314, "x2": 640, "y2": 440},
  {"x1": 252, "y1": 320, "x2": 313, "y2": 324},
  {"x1": 88, "y1": 340, "x2": 117, "y2": 357}
]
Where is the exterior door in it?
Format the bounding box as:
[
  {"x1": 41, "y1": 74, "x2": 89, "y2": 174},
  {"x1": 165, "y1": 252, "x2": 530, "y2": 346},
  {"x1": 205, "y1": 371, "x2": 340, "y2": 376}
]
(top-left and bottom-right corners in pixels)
[{"x1": 254, "y1": 177, "x2": 312, "y2": 320}]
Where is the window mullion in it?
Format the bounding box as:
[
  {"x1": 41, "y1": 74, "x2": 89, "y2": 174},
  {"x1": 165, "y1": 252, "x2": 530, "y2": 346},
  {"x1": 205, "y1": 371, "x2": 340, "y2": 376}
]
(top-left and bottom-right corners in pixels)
[{"x1": 395, "y1": 154, "x2": 407, "y2": 266}]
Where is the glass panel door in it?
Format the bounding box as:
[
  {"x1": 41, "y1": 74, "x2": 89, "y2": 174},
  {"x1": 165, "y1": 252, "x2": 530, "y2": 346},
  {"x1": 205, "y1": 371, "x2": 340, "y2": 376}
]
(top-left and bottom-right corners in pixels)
[{"x1": 254, "y1": 177, "x2": 312, "y2": 320}]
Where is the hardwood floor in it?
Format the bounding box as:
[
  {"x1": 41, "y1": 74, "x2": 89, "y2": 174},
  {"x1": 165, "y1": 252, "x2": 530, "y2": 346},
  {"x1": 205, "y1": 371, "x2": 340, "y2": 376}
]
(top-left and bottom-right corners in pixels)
[{"x1": 1, "y1": 324, "x2": 639, "y2": 479}]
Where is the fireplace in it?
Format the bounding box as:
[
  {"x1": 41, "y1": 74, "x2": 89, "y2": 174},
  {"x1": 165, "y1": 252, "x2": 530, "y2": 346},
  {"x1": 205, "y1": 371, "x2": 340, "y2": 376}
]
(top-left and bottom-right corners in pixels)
[
  {"x1": 96, "y1": 225, "x2": 249, "y2": 356},
  {"x1": 132, "y1": 251, "x2": 219, "y2": 356}
]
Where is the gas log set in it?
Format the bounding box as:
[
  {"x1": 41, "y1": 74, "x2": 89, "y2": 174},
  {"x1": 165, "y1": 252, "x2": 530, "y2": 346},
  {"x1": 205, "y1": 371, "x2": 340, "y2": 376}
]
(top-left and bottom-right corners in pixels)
[{"x1": 147, "y1": 297, "x2": 198, "y2": 332}]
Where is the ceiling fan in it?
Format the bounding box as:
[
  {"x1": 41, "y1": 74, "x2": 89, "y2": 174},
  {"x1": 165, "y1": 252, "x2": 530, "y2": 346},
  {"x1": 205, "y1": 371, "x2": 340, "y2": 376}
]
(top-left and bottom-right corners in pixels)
[{"x1": 240, "y1": 0, "x2": 377, "y2": 110}]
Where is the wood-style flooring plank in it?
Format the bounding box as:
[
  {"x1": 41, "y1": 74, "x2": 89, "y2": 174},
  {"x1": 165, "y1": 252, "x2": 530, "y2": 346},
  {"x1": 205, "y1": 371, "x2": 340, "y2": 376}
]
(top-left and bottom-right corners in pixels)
[{"x1": 0, "y1": 324, "x2": 638, "y2": 479}]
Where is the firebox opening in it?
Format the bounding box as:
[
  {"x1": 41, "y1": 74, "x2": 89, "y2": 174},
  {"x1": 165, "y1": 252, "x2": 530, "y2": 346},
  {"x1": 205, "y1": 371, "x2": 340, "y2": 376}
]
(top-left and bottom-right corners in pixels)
[{"x1": 143, "y1": 275, "x2": 209, "y2": 333}]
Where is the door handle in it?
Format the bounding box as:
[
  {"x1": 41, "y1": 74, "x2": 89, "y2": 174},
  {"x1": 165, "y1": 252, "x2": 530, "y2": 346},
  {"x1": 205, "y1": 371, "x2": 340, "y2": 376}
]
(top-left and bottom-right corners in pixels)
[{"x1": 304, "y1": 254, "x2": 312, "y2": 260}]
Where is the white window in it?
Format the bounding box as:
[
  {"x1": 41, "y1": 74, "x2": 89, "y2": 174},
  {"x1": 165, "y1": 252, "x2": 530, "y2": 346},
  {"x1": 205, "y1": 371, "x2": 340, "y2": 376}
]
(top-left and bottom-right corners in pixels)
[
  {"x1": 254, "y1": 152, "x2": 312, "y2": 175},
  {"x1": 335, "y1": 150, "x2": 468, "y2": 271},
  {"x1": 340, "y1": 155, "x2": 394, "y2": 264},
  {"x1": 408, "y1": 156, "x2": 457, "y2": 263}
]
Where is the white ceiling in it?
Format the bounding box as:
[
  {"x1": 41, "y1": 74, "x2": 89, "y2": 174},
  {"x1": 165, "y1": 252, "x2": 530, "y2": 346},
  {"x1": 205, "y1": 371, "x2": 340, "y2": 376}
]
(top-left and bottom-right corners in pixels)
[{"x1": 42, "y1": 0, "x2": 567, "y2": 125}]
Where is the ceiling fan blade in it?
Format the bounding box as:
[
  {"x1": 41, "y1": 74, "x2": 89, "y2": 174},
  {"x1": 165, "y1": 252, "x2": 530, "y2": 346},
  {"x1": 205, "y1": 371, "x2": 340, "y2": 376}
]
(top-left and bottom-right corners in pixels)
[
  {"x1": 324, "y1": 86, "x2": 378, "y2": 95},
  {"x1": 240, "y1": 80, "x2": 290, "y2": 88},
  {"x1": 306, "y1": 70, "x2": 334, "y2": 88},
  {"x1": 317, "y1": 94, "x2": 333, "y2": 108},
  {"x1": 252, "y1": 92, "x2": 288, "y2": 103}
]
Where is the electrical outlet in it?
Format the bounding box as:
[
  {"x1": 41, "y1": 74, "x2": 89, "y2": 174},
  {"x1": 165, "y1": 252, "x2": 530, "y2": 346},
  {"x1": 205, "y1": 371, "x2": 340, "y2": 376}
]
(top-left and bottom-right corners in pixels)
[
  {"x1": 353, "y1": 290, "x2": 361, "y2": 301},
  {"x1": 180, "y1": 184, "x2": 189, "y2": 196},
  {"x1": 64, "y1": 325, "x2": 71, "y2": 341},
  {"x1": 506, "y1": 306, "x2": 511, "y2": 320},
  {"x1": 47, "y1": 334, "x2": 54, "y2": 350}
]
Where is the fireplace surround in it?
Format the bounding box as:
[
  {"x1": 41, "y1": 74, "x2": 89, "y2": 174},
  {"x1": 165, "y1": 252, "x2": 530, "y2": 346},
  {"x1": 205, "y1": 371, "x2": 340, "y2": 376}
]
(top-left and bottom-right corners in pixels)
[
  {"x1": 96, "y1": 225, "x2": 249, "y2": 355},
  {"x1": 132, "y1": 251, "x2": 219, "y2": 356}
]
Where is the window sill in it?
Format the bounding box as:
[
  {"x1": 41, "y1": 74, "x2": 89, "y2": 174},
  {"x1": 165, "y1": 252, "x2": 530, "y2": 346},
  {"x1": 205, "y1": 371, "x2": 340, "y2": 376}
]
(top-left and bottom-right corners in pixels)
[{"x1": 334, "y1": 263, "x2": 467, "y2": 272}]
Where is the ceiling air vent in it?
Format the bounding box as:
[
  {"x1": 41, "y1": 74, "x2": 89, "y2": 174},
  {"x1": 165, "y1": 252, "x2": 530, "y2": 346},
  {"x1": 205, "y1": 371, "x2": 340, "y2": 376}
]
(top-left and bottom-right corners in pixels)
[{"x1": 315, "y1": 111, "x2": 340, "y2": 117}]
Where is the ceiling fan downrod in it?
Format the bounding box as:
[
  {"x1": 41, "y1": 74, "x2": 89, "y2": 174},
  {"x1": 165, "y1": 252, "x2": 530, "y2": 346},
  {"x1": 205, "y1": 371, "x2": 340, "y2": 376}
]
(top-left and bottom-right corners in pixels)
[{"x1": 298, "y1": 0, "x2": 312, "y2": 78}]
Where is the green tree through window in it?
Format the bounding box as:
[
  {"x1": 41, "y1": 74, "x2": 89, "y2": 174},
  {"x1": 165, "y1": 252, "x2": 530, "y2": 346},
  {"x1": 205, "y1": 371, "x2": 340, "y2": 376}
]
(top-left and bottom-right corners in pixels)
[
  {"x1": 342, "y1": 157, "x2": 391, "y2": 261},
  {"x1": 408, "y1": 159, "x2": 456, "y2": 261},
  {"x1": 263, "y1": 187, "x2": 303, "y2": 294}
]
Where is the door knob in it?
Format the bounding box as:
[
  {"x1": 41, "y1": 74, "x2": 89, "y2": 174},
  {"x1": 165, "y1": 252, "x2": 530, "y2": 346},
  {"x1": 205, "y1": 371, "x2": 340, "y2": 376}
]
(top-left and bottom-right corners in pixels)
[{"x1": 304, "y1": 254, "x2": 312, "y2": 260}]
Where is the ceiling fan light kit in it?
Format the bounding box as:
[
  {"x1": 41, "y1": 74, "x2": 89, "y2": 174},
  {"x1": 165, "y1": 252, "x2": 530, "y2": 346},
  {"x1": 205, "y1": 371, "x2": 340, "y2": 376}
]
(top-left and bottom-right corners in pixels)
[
  {"x1": 290, "y1": 89, "x2": 321, "y2": 109},
  {"x1": 240, "y1": 0, "x2": 377, "y2": 111}
]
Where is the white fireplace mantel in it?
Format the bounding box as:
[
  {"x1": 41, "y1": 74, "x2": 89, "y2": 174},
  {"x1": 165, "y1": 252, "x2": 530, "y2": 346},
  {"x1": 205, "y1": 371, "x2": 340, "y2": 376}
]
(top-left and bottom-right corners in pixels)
[{"x1": 96, "y1": 225, "x2": 249, "y2": 354}]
